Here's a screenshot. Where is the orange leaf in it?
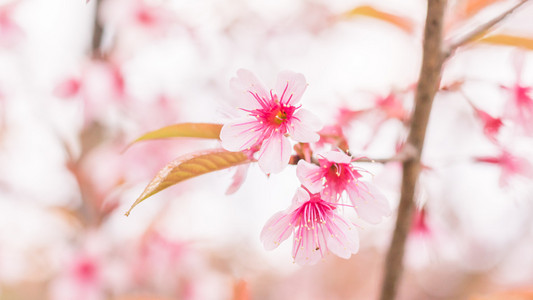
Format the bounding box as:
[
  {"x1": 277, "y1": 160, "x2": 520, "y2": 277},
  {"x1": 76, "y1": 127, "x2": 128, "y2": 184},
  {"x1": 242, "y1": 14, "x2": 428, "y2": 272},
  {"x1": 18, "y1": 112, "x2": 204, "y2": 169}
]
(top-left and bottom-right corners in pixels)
[
  {"x1": 340, "y1": 5, "x2": 414, "y2": 33},
  {"x1": 478, "y1": 34, "x2": 533, "y2": 50},
  {"x1": 125, "y1": 149, "x2": 251, "y2": 216},
  {"x1": 457, "y1": 0, "x2": 503, "y2": 20},
  {"x1": 128, "y1": 123, "x2": 223, "y2": 147},
  {"x1": 469, "y1": 289, "x2": 533, "y2": 300}
]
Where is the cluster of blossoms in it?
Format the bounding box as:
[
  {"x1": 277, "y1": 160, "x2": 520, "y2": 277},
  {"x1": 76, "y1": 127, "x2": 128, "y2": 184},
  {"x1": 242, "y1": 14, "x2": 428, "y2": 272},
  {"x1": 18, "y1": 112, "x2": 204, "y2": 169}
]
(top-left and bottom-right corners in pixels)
[{"x1": 221, "y1": 70, "x2": 390, "y2": 265}]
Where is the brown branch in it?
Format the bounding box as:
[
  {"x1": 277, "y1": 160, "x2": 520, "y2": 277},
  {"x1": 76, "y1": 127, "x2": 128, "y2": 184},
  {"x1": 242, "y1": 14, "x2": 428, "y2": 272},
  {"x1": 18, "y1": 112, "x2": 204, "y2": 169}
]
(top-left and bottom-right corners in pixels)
[
  {"x1": 91, "y1": 0, "x2": 104, "y2": 58},
  {"x1": 378, "y1": 1, "x2": 447, "y2": 300},
  {"x1": 444, "y1": 0, "x2": 530, "y2": 59}
]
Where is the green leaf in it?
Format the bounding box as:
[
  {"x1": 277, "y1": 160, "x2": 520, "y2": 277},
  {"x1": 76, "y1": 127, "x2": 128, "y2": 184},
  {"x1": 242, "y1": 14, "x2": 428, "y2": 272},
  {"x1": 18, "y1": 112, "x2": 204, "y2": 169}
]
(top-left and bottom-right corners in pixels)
[
  {"x1": 125, "y1": 149, "x2": 251, "y2": 216},
  {"x1": 129, "y1": 123, "x2": 223, "y2": 146}
]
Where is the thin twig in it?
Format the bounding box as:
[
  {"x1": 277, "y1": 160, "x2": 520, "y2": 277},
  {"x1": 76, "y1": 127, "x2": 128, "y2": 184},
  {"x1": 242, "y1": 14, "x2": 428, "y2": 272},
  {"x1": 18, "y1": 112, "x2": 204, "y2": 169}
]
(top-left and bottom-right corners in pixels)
[
  {"x1": 444, "y1": 0, "x2": 530, "y2": 58},
  {"x1": 353, "y1": 146, "x2": 416, "y2": 164},
  {"x1": 91, "y1": 0, "x2": 104, "y2": 58},
  {"x1": 378, "y1": 0, "x2": 447, "y2": 299}
]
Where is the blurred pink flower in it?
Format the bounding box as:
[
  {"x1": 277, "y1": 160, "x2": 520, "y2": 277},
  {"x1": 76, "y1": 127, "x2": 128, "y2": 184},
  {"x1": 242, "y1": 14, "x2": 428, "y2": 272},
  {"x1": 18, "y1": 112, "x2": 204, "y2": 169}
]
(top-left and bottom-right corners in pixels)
[
  {"x1": 54, "y1": 77, "x2": 82, "y2": 98},
  {"x1": 472, "y1": 105, "x2": 503, "y2": 143},
  {"x1": 0, "y1": 1, "x2": 24, "y2": 48},
  {"x1": 375, "y1": 92, "x2": 409, "y2": 122},
  {"x1": 261, "y1": 187, "x2": 359, "y2": 265},
  {"x1": 502, "y1": 83, "x2": 533, "y2": 135},
  {"x1": 54, "y1": 59, "x2": 126, "y2": 123},
  {"x1": 220, "y1": 69, "x2": 322, "y2": 174},
  {"x1": 501, "y1": 53, "x2": 533, "y2": 135},
  {"x1": 51, "y1": 254, "x2": 105, "y2": 300},
  {"x1": 475, "y1": 149, "x2": 533, "y2": 186},
  {"x1": 101, "y1": 0, "x2": 175, "y2": 35},
  {"x1": 410, "y1": 208, "x2": 431, "y2": 238},
  {"x1": 297, "y1": 151, "x2": 390, "y2": 224}
]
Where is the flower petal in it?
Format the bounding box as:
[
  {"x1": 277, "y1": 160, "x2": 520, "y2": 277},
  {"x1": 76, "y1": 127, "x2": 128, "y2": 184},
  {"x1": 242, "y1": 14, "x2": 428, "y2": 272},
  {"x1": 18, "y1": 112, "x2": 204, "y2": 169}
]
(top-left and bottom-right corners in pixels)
[
  {"x1": 289, "y1": 109, "x2": 322, "y2": 143},
  {"x1": 325, "y1": 214, "x2": 359, "y2": 258},
  {"x1": 225, "y1": 164, "x2": 249, "y2": 195},
  {"x1": 296, "y1": 160, "x2": 323, "y2": 194},
  {"x1": 292, "y1": 186, "x2": 311, "y2": 207},
  {"x1": 292, "y1": 226, "x2": 324, "y2": 265},
  {"x1": 230, "y1": 69, "x2": 268, "y2": 110},
  {"x1": 320, "y1": 150, "x2": 352, "y2": 164},
  {"x1": 220, "y1": 117, "x2": 261, "y2": 151},
  {"x1": 347, "y1": 182, "x2": 391, "y2": 224},
  {"x1": 260, "y1": 211, "x2": 293, "y2": 250},
  {"x1": 257, "y1": 133, "x2": 292, "y2": 174},
  {"x1": 275, "y1": 71, "x2": 307, "y2": 105}
]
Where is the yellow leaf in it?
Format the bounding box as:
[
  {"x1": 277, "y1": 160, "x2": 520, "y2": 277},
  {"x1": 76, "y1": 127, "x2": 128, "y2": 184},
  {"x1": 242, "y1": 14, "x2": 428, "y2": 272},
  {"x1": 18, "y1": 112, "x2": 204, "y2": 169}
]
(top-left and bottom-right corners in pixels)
[
  {"x1": 125, "y1": 149, "x2": 251, "y2": 216},
  {"x1": 456, "y1": 0, "x2": 503, "y2": 20},
  {"x1": 478, "y1": 34, "x2": 533, "y2": 50},
  {"x1": 340, "y1": 5, "x2": 414, "y2": 33},
  {"x1": 129, "y1": 123, "x2": 223, "y2": 147}
]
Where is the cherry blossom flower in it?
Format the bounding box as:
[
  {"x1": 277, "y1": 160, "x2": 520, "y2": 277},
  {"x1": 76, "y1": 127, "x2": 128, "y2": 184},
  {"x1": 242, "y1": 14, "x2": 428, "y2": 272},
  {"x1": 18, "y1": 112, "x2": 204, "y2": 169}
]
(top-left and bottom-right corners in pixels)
[
  {"x1": 410, "y1": 208, "x2": 431, "y2": 238},
  {"x1": 501, "y1": 52, "x2": 533, "y2": 135},
  {"x1": 220, "y1": 69, "x2": 322, "y2": 174},
  {"x1": 475, "y1": 149, "x2": 533, "y2": 187},
  {"x1": 502, "y1": 83, "x2": 533, "y2": 135},
  {"x1": 471, "y1": 104, "x2": 503, "y2": 143},
  {"x1": 297, "y1": 150, "x2": 390, "y2": 224},
  {"x1": 101, "y1": 0, "x2": 176, "y2": 36},
  {"x1": 0, "y1": 1, "x2": 24, "y2": 48},
  {"x1": 260, "y1": 187, "x2": 359, "y2": 265},
  {"x1": 54, "y1": 59, "x2": 126, "y2": 124}
]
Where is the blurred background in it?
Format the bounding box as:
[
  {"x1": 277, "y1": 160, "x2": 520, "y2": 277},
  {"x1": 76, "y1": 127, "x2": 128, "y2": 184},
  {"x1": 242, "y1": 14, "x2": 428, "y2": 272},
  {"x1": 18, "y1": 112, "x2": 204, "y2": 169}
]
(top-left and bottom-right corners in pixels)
[{"x1": 0, "y1": 0, "x2": 533, "y2": 299}]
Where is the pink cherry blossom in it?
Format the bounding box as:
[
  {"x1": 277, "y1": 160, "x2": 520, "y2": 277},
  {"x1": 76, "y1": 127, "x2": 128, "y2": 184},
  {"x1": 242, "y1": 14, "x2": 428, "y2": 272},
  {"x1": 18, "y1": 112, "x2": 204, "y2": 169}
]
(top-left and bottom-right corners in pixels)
[
  {"x1": 410, "y1": 208, "x2": 431, "y2": 238},
  {"x1": 260, "y1": 187, "x2": 359, "y2": 265},
  {"x1": 502, "y1": 83, "x2": 533, "y2": 135},
  {"x1": 501, "y1": 53, "x2": 533, "y2": 135},
  {"x1": 220, "y1": 69, "x2": 322, "y2": 174},
  {"x1": 472, "y1": 105, "x2": 503, "y2": 143},
  {"x1": 475, "y1": 149, "x2": 533, "y2": 187},
  {"x1": 297, "y1": 150, "x2": 390, "y2": 224},
  {"x1": 0, "y1": 2, "x2": 24, "y2": 48}
]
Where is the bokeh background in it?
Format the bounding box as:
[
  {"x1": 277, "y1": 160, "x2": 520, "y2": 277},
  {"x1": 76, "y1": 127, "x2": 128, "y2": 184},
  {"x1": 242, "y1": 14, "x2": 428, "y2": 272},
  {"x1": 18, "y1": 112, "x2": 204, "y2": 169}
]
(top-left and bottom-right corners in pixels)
[{"x1": 1, "y1": 0, "x2": 533, "y2": 299}]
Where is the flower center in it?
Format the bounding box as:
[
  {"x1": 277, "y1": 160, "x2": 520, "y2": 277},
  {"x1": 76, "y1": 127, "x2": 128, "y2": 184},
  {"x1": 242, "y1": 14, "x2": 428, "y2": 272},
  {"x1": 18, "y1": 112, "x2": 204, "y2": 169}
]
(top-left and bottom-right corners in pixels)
[
  {"x1": 328, "y1": 163, "x2": 341, "y2": 177},
  {"x1": 271, "y1": 109, "x2": 287, "y2": 125}
]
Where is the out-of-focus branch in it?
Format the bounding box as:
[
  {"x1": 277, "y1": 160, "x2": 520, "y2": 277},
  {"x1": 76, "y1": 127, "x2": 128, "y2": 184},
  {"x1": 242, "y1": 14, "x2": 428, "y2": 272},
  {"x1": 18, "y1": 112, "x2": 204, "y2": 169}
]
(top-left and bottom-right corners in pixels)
[
  {"x1": 354, "y1": 145, "x2": 417, "y2": 164},
  {"x1": 91, "y1": 0, "x2": 104, "y2": 58},
  {"x1": 378, "y1": 1, "x2": 447, "y2": 300},
  {"x1": 444, "y1": 0, "x2": 530, "y2": 59}
]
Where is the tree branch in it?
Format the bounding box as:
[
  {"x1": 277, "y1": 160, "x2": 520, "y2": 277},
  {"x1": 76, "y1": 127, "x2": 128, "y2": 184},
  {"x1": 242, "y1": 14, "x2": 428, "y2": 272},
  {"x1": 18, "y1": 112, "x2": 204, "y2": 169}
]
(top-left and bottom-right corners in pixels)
[
  {"x1": 378, "y1": 1, "x2": 447, "y2": 299},
  {"x1": 444, "y1": 0, "x2": 530, "y2": 59},
  {"x1": 91, "y1": 0, "x2": 104, "y2": 58}
]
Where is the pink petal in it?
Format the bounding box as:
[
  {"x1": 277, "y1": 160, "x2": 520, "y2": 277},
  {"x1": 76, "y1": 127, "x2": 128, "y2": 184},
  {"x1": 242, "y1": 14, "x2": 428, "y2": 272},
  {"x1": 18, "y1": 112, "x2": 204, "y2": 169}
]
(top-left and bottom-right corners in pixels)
[
  {"x1": 321, "y1": 182, "x2": 340, "y2": 202},
  {"x1": 292, "y1": 187, "x2": 311, "y2": 206},
  {"x1": 321, "y1": 150, "x2": 351, "y2": 164},
  {"x1": 292, "y1": 227, "x2": 324, "y2": 265},
  {"x1": 257, "y1": 133, "x2": 292, "y2": 174},
  {"x1": 325, "y1": 214, "x2": 359, "y2": 258},
  {"x1": 260, "y1": 211, "x2": 292, "y2": 250},
  {"x1": 230, "y1": 69, "x2": 268, "y2": 110},
  {"x1": 289, "y1": 109, "x2": 322, "y2": 143},
  {"x1": 220, "y1": 118, "x2": 260, "y2": 151},
  {"x1": 296, "y1": 160, "x2": 323, "y2": 194},
  {"x1": 347, "y1": 182, "x2": 391, "y2": 224},
  {"x1": 225, "y1": 164, "x2": 249, "y2": 195},
  {"x1": 54, "y1": 78, "x2": 82, "y2": 98},
  {"x1": 275, "y1": 71, "x2": 307, "y2": 105}
]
